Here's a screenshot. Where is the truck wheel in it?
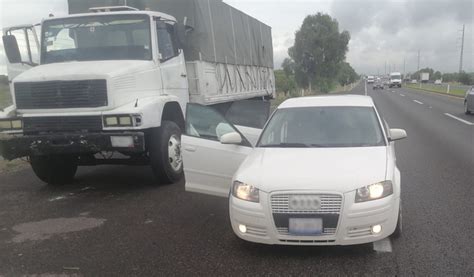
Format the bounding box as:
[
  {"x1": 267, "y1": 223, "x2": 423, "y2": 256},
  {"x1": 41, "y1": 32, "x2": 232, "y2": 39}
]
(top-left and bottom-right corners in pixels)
[
  {"x1": 149, "y1": 120, "x2": 183, "y2": 184},
  {"x1": 30, "y1": 155, "x2": 78, "y2": 185}
]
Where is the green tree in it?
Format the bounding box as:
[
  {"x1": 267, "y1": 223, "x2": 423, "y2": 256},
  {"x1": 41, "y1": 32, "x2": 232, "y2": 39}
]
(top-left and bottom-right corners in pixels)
[
  {"x1": 274, "y1": 70, "x2": 296, "y2": 96},
  {"x1": 433, "y1": 71, "x2": 442, "y2": 80},
  {"x1": 337, "y1": 62, "x2": 358, "y2": 86},
  {"x1": 288, "y1": 13, "x2": 350, "y2": 93},
  {"x1": 458, "y1": 71, "x2": 472, "y2": 85}
]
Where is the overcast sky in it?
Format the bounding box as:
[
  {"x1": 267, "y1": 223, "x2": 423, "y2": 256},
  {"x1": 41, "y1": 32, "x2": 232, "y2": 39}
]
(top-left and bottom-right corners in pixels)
[{"x1": 0, "y1": 0, "x2": 472, "y2": 75}]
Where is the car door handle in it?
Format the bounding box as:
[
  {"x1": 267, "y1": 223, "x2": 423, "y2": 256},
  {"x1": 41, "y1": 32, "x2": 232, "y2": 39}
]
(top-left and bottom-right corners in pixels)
[
  {"x1": 184, "y1": 146, "x2": 196, "y2": 152},
  {"x1": 181, "y1": 73, "x2": 187, "y2": 78}
]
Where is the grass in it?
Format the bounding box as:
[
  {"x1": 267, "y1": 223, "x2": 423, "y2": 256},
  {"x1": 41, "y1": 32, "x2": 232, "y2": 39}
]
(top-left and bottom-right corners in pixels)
[
  {"x1": 405, "y1": 83, "x2": 467, "y2": 98},
  {"x1": 0, "y1": 84, "x2": 12, "y2": 110}
]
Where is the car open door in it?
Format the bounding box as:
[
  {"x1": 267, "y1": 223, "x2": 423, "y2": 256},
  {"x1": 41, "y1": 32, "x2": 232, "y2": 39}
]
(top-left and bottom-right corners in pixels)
[
  {"x1": 183, "y1": 104, "x2": 255, "y2": 197},
  {"x1": 3, "y1": 25, "x2": 40, "y2": 84}
]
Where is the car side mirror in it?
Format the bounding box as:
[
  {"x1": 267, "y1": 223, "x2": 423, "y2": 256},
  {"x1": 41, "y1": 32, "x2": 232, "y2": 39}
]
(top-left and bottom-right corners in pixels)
[
  {"x1": 389, "y1": 129, "x2": 407, "y2": 141},
  {"x1": 220, "y1": 132, "x2": 242, "y2": 145},
  {"x1": 2, "y1": 35, "x2": 22, "y2": 63}
]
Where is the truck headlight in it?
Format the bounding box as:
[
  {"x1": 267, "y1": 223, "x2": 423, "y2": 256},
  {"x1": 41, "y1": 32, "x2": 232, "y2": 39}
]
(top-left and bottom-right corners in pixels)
[
  {"x1": 355, "y1": 181, "x2": 393, "y2": 203},
  {"x1": 103, "y1": 115, "x2": 141, "y2": 127},
  {"x1": 0, "y1": 119, "x2": 22, "y2": 131},
  {"x1": 232, "y1": 181, "x2": 259, "y2": 203}
]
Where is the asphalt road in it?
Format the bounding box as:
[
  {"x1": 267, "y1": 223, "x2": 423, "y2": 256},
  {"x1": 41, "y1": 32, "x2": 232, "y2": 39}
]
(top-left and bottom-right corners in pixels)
[{"x1": 0, "y1": 83, "x2": 473, "y2": 276}]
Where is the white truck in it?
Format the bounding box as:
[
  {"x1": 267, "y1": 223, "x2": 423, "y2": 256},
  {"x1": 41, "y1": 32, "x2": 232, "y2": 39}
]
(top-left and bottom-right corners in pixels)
[
  {"x1": 0, "y1": 0, "x2": 275, "y2": 185},
  {"x1": 389, "y1": 72, "x2": 402, "y2": 88},
  {"x1": 420, "y1": 72, "x2": 430, "y2": 83}
]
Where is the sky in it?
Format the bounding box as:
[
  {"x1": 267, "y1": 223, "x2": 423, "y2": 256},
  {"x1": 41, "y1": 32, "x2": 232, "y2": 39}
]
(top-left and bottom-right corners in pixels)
[{"x1": 0, "y1": 0, "x2": 472, "y2": 75}]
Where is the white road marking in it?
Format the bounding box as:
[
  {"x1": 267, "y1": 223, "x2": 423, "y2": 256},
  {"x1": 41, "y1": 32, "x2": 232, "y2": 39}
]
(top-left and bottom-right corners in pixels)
[
  {"x1": 373, "y1": 237, "x2": 393, "y2": 253},
  {"x1": 413, "y1": 100, "x2": 424, "y2": 105},
  {"x1": 400, "y1": 94, "x2": 405, "y2": 97},
  {"x1": 444, "y1": 113, "x2": 474, "y2": 125}
]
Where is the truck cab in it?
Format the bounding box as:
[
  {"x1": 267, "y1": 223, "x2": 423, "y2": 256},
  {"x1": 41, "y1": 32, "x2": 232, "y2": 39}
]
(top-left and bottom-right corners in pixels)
[
  {"x1": 0, "y1": 5, "x2": 273, "y2": 186},
  {"x1": 389, "y1": 72, "x2": 402, "y2": 88}
]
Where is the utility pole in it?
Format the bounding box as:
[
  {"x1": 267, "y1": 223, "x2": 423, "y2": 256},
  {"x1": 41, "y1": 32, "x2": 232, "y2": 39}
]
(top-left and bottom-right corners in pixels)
[
  {"x1": 417, "y1": 50, "x2": 420, "y2": 72},
  {"x1": 385, "y1": 61, "x2": 387, "y2": 75},
  {"x1": 459, "y1": 24, "x2": 465, "y2": 73},
  {"x1": 403, "y1": 58, "x2": 406, "y2": 80}
]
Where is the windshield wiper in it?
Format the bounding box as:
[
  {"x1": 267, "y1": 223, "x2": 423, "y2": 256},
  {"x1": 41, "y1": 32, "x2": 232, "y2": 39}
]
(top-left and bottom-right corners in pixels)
[{"x1": 259, "y1": 143, "x2": 310, "y2": 148}]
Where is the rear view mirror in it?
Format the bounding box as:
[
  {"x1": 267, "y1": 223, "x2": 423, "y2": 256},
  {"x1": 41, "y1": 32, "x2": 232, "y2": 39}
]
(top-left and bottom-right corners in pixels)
[
  {"x1": 389, "y1": 129, "x2": 407, "y2": 141},
  {"x1": 2, "y1": 35, "x2": 22, "y2": 63},
  {"x1": 220, "y1": 132, "x2": 242, "y2": 145}
]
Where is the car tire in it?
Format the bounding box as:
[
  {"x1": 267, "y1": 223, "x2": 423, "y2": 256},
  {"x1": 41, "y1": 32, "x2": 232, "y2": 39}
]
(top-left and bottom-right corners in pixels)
[
  {"x1": 391, "y1": 203, "x2": 402, "y2": 239},
  {"x1": 30, "y1": 155, "x2": 78, "y2": 185},
  {"x1": 149, "y1": 120, "x2": 183, "y2": 184},
  {"x1": 465, "y1": 101, "x2": 471, "y2": 115}
]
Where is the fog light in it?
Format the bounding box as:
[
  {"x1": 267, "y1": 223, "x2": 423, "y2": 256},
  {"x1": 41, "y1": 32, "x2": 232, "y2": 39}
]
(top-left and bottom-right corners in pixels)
[
  {"x1": 110, "y1": 136, "x2": 134, "y2": 148},
  {"x1": 371, "y1": 224, "x2": 382, "y2": 234},
  {"x1": 238, "y1": 224, "x2": 247, "y2": 233}
]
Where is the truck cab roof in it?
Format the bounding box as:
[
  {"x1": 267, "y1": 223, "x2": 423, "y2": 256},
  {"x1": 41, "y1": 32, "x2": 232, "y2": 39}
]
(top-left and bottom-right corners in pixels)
[{"x1": 43, "y1": 9, "x2": 177, "y2": 24}]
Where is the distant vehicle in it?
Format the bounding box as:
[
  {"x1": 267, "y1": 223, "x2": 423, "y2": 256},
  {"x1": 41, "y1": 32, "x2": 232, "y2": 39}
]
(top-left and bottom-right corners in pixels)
[
  {"x1": 465, "y1": 86, "x2": 474, "y2": 115},
  {"x1": 411, "y1": 80, "x2": 418, "y2": 84},
  {"x1": 434, "y1": 79, "x2": 442, "y2": 85},
  {"x1": 373, "y1": 81, "x2": 384, "y2": 90},
  {"x1": 389, "y1": 72, "x2": 402, "y2": 88},
  {"x1": 184, "y1": 95, "x2": 406, "y2": 245},
  {"x1": 367, "y1": 76, "x2": 375, "y2": 84},
  {"x1": 420, "y1": 73, "x2": 430, "y2": 83}
]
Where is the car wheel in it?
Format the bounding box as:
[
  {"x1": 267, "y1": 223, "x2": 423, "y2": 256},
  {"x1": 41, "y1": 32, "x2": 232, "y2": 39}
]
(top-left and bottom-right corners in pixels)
[
  {"x1": 30, "y1": 155, "x2": 78, "y2": 185},
  {"x1": 391, "y1": 202, "x2": 402, "y2": 239},
  {"x1": 149, "y1": 120, "x2": 184, "y2": 184},
  {"x1": 465, "y1": 101, "x2": 471, "y2": 115}
]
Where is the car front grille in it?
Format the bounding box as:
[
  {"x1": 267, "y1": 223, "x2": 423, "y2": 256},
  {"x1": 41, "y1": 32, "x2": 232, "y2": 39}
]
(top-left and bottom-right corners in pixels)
[
  {"x1": 15, "y1": 80, "x2": 107, "y2": 109},
  {"x1": 271, "y1": 193, "x2": 343, "y2": 236},
  {"x1": 23, "y1": 116, "x2": 103, "y2": 134}
]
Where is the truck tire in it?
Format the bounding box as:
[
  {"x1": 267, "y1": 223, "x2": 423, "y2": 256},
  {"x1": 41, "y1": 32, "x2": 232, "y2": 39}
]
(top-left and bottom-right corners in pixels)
[
  {"x1": 30, "y1": 155, "x2": 78, "y2": 185},
  {"x1": 149, "y1": 120, "x2": 183, "y2": 184}
]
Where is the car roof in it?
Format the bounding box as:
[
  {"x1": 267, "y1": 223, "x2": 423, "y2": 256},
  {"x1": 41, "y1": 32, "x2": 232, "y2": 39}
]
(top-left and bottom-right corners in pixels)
[{"x1": 278, "y1": 95, "x2": 375, "y2": 109}]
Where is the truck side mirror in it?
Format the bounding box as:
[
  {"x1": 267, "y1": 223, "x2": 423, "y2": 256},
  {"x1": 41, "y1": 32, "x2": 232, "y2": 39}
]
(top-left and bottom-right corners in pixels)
[
  {"x1": 175, "y1": 23, "x2": 187, "y2": 50},
  {"x1": 2, "y1": 35, "x2": 22, "y2": 63}
]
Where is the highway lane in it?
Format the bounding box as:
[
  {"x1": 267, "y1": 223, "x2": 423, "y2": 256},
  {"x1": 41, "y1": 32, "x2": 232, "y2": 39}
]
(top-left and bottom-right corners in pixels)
[{"x1": 0, "y1": 82, "x2": 473, "y2": 276}]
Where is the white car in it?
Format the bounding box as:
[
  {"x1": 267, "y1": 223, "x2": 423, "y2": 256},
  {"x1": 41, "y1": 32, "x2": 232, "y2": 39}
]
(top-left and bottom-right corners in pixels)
[
  {"x1": 367, "y1": 76, "x2": 375, "y2": 84},
  {"x1": 183, "y1": 95, "x2": 407, "y2": 246}
]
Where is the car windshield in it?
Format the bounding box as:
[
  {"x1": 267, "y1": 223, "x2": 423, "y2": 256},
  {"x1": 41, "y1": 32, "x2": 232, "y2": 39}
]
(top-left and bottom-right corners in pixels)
[
  {"x1": 41, "y1": 14, "x2": 152, "y2": 64},
  {"x1": 258, "y1": 106, "x2": 386, "y2": 148}
]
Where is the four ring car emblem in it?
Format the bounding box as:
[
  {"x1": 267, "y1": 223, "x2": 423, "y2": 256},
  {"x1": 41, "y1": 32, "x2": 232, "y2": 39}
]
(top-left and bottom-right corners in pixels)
[{"x1": 288, "y1": 195, "x2": 321, "y2": 211}]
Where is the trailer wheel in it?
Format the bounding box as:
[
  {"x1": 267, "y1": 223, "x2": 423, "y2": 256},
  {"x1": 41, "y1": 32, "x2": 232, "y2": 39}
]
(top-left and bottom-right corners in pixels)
[
  {"x1": 30, "y1": 155, "x2": 78, "y2": 185},
  {"x1": 149, "y1": 120, "x2": 183, "y2": 184}
]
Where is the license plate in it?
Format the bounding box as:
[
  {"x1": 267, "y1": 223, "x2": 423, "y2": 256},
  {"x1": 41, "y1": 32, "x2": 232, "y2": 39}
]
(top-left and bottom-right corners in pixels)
[{"x1": 289, "y1": 218, "x2": 323, "y2": 235}]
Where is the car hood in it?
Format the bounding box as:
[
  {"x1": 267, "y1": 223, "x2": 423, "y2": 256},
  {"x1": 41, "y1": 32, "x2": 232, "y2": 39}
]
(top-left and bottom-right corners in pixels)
[
  {"x1": 14, "y1": 60, "x2": 154, "y2": 82},
  {"x1": 235, "y1": 147, "x2": 388, "y2": 193}
]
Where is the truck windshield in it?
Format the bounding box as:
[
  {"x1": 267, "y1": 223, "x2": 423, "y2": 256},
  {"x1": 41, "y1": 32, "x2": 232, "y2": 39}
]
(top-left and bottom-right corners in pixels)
[
  {"x1": 391, "y1": 75, "x2": 401, "y2": 80},
  {"x1": 41, "y1": 14, "x2": 152, "y2": 64}
]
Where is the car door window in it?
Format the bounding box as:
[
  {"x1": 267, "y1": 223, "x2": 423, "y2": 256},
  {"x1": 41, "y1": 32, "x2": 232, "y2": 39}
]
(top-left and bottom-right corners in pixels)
[
  {"x1": 156, "y1": 21, "x2": 179, "y2": 62},
  {"x1": 186, "y1": 104, "x2": 250, "y2": 145},
  {"x1": 224, "y1": 100, "x2": 270, "y2": 129}
]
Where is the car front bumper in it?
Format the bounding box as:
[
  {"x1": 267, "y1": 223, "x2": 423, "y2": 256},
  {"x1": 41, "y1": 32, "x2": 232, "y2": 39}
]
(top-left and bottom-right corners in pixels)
[
  {"x1": 0, "y1": 132, "x2": 146, "y2": 160},
  {"x1": 229, "y1": 191, "x2": 399, "y2": 246}
]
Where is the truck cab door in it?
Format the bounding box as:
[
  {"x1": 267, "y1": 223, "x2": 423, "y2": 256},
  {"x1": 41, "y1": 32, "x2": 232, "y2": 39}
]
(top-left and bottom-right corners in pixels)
[
  {"x1": 154, "y1": 19, "x2": 189, "y2": 112},
  {"x1": 183, "y1": 104, "x2": 254, "y2": 197},
  {"x1": 2, "y1": 25, "x2": 40, "y2": 83}
]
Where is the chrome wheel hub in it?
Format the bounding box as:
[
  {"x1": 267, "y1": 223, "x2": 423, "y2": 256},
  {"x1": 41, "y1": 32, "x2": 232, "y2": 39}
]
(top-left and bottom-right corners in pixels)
[{"x1": 168, "y1": 135, "x2": 182, "y2": 172}]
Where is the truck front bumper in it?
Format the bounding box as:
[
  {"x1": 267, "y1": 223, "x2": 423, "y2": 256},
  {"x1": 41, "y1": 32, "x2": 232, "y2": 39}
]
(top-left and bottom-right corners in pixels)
[{"x1": 0, "y1": 132, "x2": 145, "y2": 160}]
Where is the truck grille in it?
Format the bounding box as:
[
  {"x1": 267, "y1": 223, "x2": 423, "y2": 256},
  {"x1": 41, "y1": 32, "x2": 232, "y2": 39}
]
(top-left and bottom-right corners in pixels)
[
  {"x1": 15, "y1": 80, "x2": 107, "y2": 109},
  {"x1": 23, "y1": 116, "x2": 103, "y2": 134},
  {"x1": 271, "y1": 193, "x2": 343, "y2": 236}
]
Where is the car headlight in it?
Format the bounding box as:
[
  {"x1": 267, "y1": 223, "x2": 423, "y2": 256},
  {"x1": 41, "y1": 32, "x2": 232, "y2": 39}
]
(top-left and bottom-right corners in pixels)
[
  {"x1": 355, "y1": 181, "x2": 393, "y2": 203},
  {"x1": 232, "y1": 181, "x2": 259, "y2": 203}
]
